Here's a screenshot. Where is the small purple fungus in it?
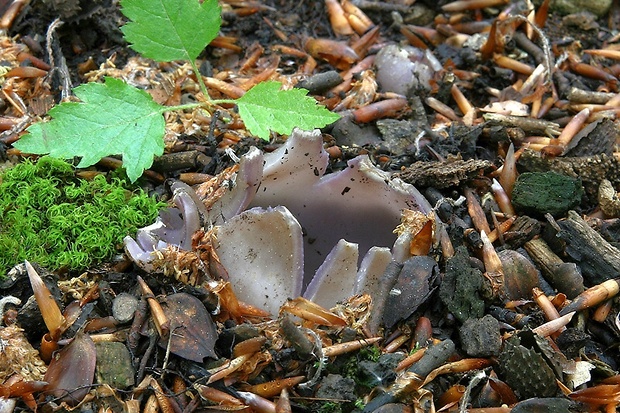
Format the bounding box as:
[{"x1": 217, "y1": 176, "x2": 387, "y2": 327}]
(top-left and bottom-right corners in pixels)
[{"x1": 124, "y1": 129, "x2": 431, "y2": 314}]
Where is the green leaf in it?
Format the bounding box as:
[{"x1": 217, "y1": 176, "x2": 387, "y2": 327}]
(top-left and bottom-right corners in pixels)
[
  {"x1": 236, "y1": 81, "x2": 341, "y2": 140},
  {"x1": 14, "y1": 77, "x2": 166, "y2": 182},
  {"x1": 121, "y1": 0, "x2": 221, "y2": 62}
]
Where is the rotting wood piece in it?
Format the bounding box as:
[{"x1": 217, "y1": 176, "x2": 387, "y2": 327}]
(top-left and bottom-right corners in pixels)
[
  {"x1": 599, "y1": 179, "x2": 620, "y2": 218},
  {"x1": 502, "y1": 215, "x2": 541, "y2": 249},
  {"x1": 483, "y1": 113, "x2": 561, "y2": 136},
  {"x1": 564, "y1": 118, "x2": 619, "y2": 157},
  {"x1": 150, "y1": 151, "x2": 212, "y2": 173},
  {"x1": 524, "y1": 238, "x2": 584, "y2": 299},
  {"x1": 551, "y1": 211, "x2": 620, "y2": 286},
  {"x1": 395, "y1": 159, "x2": 491, "y2": 188}
]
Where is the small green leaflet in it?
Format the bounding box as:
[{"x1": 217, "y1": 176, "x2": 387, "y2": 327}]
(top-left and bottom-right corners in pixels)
[
  {"x1": 236, "y1": 81, "x2": 341, "y2": 140},
  {"x1": 14, "y1": 77, "x2": 166, "y2": 183},
  {"x1": 121, "y1": 0, "x2": 221, "y2": 62}
]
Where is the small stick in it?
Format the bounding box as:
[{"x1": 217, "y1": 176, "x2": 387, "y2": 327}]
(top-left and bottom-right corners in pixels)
[
  {"x1": 568, "y1": 87, "x2": 616, "y2": 104},
  {"x1": 532, "y1": 312, "x2": 575, "y2": 336},
  {"x1": 491, "y1": 178, "x2": 515, "y2": 216},
  {"x1": 382, "y1": 334, "x2": 410, "y2": 354},
  {"x1": 494, "y1": 54, "x2": 535, "y2": 75},
  {"x1": 560, "y1": 278, "x2": 620, "y2": 315},
  {"x1": 486, "y1": 215, "x2": 516, "y2": 243},
  {"x1": 533, "y1": 287, "x2": 563, "y2": 326},
  {"x1": 323, "y1": 337, "x2": 382, "y2": 357},
  {"x1": 483, "y1": 113, "x2": 561, "y2": 136},
  {"x1": 451, "y1": 84, "x2": 474, "y2": 116},
  {"x1": 465, "y1": 188, "x2": 491, "y2": 235},
  {"x1": 442, "y1": 0, "x2": 508, "y2": 12},
  {"x1": 207, "y1": 353, "x2": 253, "y2": 384},
  {"x1": 352, "y1": 98, "x2": 408, "y2": 122},
  {"x1": 568, "y1": 103, "x2": 616, "y2": 112},
  {"x1": 425, "y1": 97, "x2": 460, "y2": 121},
  {"x1": 325, "y1": 0, "x2": 354, "y2": 36},
  {"x1": 583, "y1": 49, "x2": 620, "y2": 60},
  {"x1": 396, "y1": 347, "x2": 427, "y2": 371},
  {"x1": 513, "y1": 31, "x2": 546, "y2": 64},
  {"x1": 552, "y1": 107, "x2": 590, "y2": 148},
  {"x1": 137, "y1": 276, "x2": 169, "y2": 338}
]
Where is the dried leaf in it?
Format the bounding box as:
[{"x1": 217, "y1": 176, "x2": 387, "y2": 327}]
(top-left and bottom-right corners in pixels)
[
  {"x1": 159, "y1": 293, "x2": 218, "y2": 361},
  {"x1": 44, "y1": 331, "x2": 96, "y2": 406}
]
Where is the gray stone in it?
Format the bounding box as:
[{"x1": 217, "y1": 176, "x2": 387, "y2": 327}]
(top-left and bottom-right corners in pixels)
[
  {"x1": 95, "y1": 342, "x2": 135, "y2": 389},
  {"x1": 459, "y1": 315, "x2": 501, "y2": 357},
  {"x1": 332, "y1": 115, "x2": 382, "y2": 147},
  {"x1": 111, "y1": 292, "x2": 138, "y2": 324},
  {"x1": 315, "y1": 374, "x2": 356, "y2": 402},
  {"x1": 549, "y1": 0, "x2": 612, "y2": 17},
  {"x1": 357, "y1": 353, "x2": 406, "y2": 388}
]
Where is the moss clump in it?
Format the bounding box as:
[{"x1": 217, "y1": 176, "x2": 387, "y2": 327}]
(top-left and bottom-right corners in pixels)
[
  {"x1": 511, "y1": 171, "x2": 583, "y2": 217},
  {"x1": 318, "y1": 402, "x2": 343, "y2": 413},
  {"x1": 0, "y1": 156, "x2": 164, "y2": 272}
]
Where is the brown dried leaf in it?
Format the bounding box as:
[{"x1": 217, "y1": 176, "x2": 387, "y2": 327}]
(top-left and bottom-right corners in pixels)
[
  {"x1": 159, "y1": 292, "x2": 218, "y2": 361},
  {"x1": 44, "y1": 330, "x2": 96, "y2": 406}
]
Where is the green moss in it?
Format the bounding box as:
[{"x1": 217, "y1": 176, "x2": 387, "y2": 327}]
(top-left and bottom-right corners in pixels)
[
  {"x1": 358, "y1": 345, "x2": 381, "y2": 363},
  {"x1": 335, "y1": 344, "x2": 385, "y2": 394},
  {"x1": 318, "y1": 401, "x2": 343, "y2": 413},
  {"x1": 0, "y1": 157, "x2": 165, "y2": 272}
]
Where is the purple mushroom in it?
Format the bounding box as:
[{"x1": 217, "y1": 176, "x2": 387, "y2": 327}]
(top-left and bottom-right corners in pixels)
[{"x1": 124, "y1": 129, "x2": 431, "y2": 315}]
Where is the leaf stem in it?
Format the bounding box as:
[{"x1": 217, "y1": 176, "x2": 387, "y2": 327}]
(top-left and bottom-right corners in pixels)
[
  {"x1": 190, "y1": 60, "x2": 211, "y2": 101},
  {"x1": 211, "y1": 99, "x2": 236, "y2": 105},
  {"x1": 161, "y1": 103, "x2": 203, "y2": 113}
]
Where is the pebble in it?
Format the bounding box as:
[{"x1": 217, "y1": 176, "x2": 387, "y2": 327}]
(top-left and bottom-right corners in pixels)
[
  {"x1": 315, "y1": 374, "x2": 356, "y2": 402},
  {"x1": 112, "y1": 292, "x2": 139, "y2": 324},
  {"x1": 548, "y1": 0, "x2": 612, "y2": 17},
  {"x1": 459, "y1": 314, "x2": 501, "y2": 357},
  {"x1": 95, "y1": 342, "x2": 135, "y2": 389},
  {"x1": 374, "y1": 45, "x2": 434, "y2": 96}
]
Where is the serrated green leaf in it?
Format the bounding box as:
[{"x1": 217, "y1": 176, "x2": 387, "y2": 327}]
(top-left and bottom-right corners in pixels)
[
  {"x1": 121, "y1": 0, "x2": 221, "y2": 62},
  {"x1": 236, "y1": 81, "x2": 340, "y2": 140},
  {"x1": 14, "y1": 77, "x2": 166, "y2": 182}
]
